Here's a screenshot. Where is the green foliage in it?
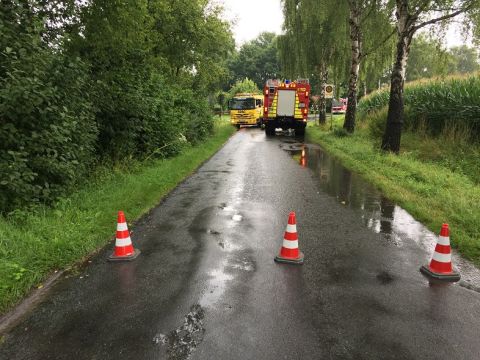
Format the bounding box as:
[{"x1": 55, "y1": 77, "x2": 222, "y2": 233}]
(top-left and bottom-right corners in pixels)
[
  {"x1": 228, "y1": 78, "x2": 261, "y2": 99},
  {"x1": 149, "y1": 0, "x2": 234, "y2": 92},
  {"x1": 448, "y1": 45, "x2": 480, "y2": 74},
  {"x1": 358, "y1": 74, "x2": 480, "y2": 140},
  {"x1": 138, "y1": 76, "x2": 188, "y2": 158},
  {"x1": 0, "y1": 0, "x2": 234, "y2": 212},
  {"x1": 180, "y1": 90, "x2": 214, "y2": 145},
  {"x1": 0, "y1": 2, "x2": 97, "y2": 212},
  {"x1": 216, "y1": 91, "x2": 228, "y2": 110},
  {"x1": 406, "y1": 35, "x2": 453, "y2": 81},
  {"x1": 279, "y1": 0, "x2": 349, "y2": 86},
  {"x1": 228, "y1": 32, "x2": 281, "y2": 89},
  {"x1": 69, "y1": 0, "x2": 156, "y2": 159},
  {"x1": 279, "y1": 0, "x2": 395, "y2": 95},
  {"x1": 333, "y1": 127, "x2": 350, "y2": 138},
  {"x1": 406, "y1": 36, "x2": 480, "y2": 81},
  {"x1": 366, "y1": 107, "x2": 389, "y2": 140}
]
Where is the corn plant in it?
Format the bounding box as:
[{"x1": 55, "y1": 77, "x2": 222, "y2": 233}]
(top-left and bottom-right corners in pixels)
[{"x1": 358, "y1": 74, "x2": 480, "y2": 141}]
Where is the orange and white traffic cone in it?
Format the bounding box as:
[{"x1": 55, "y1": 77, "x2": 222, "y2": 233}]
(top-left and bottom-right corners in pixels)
[
  {"x1": 274, "y1": 212, "x2": 304, "y2": 265},
  {"x1": 108, "y1": 211, "x2": 140, "y2": 262},
  {"x1": 420, "y1": 223, "x2": 460, "y2": 282},
  {"x1": 300, "y1": 148, "x2": 307, "y2": 168}
]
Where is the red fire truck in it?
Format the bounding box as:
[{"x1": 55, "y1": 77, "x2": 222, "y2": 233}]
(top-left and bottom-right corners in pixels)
[{"x1": 263, "y1": 79, "x2": 310, "y2": 136}]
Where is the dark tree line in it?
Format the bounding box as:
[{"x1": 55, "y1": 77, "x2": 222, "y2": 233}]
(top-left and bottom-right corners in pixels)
[{"x1": 0, "y1": 0, "x2": 234, "y2": 211}]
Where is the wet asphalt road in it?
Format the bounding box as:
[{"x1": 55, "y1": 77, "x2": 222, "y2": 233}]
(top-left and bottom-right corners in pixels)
[{"x1": 1, "y1": 128, "x2": 480, "y2": 360}]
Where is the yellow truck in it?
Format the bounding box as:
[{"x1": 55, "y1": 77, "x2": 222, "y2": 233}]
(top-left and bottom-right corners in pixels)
[{"x1": 228, "y1": 93, "x2": 264, "y2": 128}]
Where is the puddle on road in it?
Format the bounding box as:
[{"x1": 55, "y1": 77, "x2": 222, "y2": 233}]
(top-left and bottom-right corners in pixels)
[
  {"x1": 232, "y1": 214, "x2": 243, "y2": 222},
  {"x1": 282, "y1": 142, "x2": 480, "y2": 290},
  {"x1": 229, "y1": 256, "x2": 256, "y2": 272},
  {"x1": 153, "y1": 305, "x2": 205, "y2": 360},
  {"x1": 199, "y1": 264, "x2": 234, "y2": 308}
]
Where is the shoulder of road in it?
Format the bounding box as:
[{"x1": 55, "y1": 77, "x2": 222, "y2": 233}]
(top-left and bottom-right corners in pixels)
[
  {"x1": 0, "y1": 120, "x2": 235, "y2": 316},
  {"x1": 306, "y1": 121, "x2": 480, "y2": 268}
]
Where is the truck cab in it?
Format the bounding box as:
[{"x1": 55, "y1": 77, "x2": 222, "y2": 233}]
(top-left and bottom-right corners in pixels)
[{"x1": 228, "y1": 93, "x2": 264, "y2": 129}]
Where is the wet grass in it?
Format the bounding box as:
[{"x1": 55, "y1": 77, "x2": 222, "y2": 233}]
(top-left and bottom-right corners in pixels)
[
  {"x1": 306, "y1": 117, "x2": 480, "y2": 266},
  {"x1": 0, "y1": 119, "x2": 235, "y2": 314}
]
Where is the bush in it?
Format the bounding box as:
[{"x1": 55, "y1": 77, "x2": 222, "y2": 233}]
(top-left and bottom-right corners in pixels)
[
  {"x1": 367, "y1": 107, "x2": 389, "y2": 140},
  {"x1": 333, "y1": 127, "x2": 350, "y2": 138},
  {"x1": 0, "y1": 1, "x2": 219, "y2": 213},
  {"x1": 183, "y1": 92, "x2": 214, "y2": 145},
  {"x1": 137, "y1": 76, "x2": 214, "y2": 158},
  {"x1": 0, "y1": 25, "x2": 97, "y2": 212}
]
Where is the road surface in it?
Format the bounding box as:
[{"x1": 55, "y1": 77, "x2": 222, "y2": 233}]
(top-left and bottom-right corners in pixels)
[{"x1": 1, "y1": 128, "x2": 480, "y2": 360}]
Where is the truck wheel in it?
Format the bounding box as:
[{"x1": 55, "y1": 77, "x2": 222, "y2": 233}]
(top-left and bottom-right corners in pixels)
[
  {"x1": 265, "y1": 123, "x2": 275, "y2": 136},
  {"x1": 236, "y1": 124, "x2": 241, "y2": 130},
  {"x1": 296, "y1": 126, "x2": 306, "y2": 136}
]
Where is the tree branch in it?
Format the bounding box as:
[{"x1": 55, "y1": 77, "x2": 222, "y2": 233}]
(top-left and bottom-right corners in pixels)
[
  {"x1": 413, "y1": 0, "x2": 432, "y2": 18},
  {"x1": 413, "y1": 2, "x2": 477, "y2": 32},
  {"x1": 361, "y1": 28, "x2": 396, "y2": 58},
  {"x1": 360, "y1": 0, "x2": 377, "y2": 25}
]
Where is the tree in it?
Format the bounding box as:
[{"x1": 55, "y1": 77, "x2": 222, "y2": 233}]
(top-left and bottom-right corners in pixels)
[
  {"x1": 68, "y1": 0, "x2": 152, "y2": 158},
  {"x1": 228, "y1": 32, "x2": 281, "y2": 90},
  {"x1": 0, "y1": 0, "x2": 236, "y2": 210},
  {"x1": 381, "y1": 0, "x2": 480, "y2": 153},
  {"x1": 398, "y1": 37, "x2": 479, "y2": 81},
  {"x1": 280, "y1": 0, "x2": 350, "y2": 123},
  {"x1": 448, "y1": 45, "x2": 480, "y2": 73},
  {"x1": 279, "y1": 0, "x2": 394, "y2": 128},
  {"x1": 406, "y1": 35, "x2": 453, "y2": 80},
  {"x1": 343, "y1": 0, "x2": 363, "y2": 132},
  {"x1": 0, "y1": 0, "x2": 97, "y2": 210},
  {"x1": 228, "y1": 78, "x2": 260, "y2": 99},
  {"x1": 148, "y1": 0, "x2": 234, "y2": 92},
  {"x1": 343, "y1": 0, "x2": 395, "y2": 133}
]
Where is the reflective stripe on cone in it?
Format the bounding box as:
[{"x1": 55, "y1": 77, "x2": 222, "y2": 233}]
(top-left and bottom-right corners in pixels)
[
  {"x1": 108, "y1": 211, "x2": 140, "y2": 262},
  {"x1": 420, "y1": 223, "x2": 459, "y2": 282},
  {"x1": 275, "y1": 212, "x2": 304, "y2": 265}
]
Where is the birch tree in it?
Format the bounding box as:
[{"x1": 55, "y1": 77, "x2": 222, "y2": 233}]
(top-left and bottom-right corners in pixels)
[
  {"x1": 280, "y1": 0, "x2": 393, "y2": 127},
  {"x1": 381, "y1": 0, "x2": 480, "y2": 153},
  {"x1": 343, "y1": 0, "x2": 395, "y2": 132},
  {"x1": 280, "y1": 0, "x2": 349, "y2": 123}
]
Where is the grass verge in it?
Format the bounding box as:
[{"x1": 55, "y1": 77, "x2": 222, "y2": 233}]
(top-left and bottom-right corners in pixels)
[
  {"x1": 306, "y1": 118, "x2": 480, "y2": 266},
  {"x1": 0, "y1": 119, "x2": 235, "y2": 314}
]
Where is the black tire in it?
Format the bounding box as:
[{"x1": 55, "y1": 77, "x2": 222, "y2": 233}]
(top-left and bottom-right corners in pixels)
[
  {"x1": 265, "y1": 123, "x2": 275, "y2": 136},
  {"x1": 235, "y1": 124, "x2": 241, "y2": 130},
  {"x1": 296, "y1": 126, "x2": 306, "y2": 136}
]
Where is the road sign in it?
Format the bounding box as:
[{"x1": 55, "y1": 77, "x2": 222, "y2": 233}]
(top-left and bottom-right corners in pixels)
[{"x1": 324, "y1": 84, "x2": 334, "y2": 99}]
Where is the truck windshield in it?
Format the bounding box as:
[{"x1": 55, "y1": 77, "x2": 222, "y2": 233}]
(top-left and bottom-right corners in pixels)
[{"x1": 229, "y1": 98, "x2": 255, "y2": 110}]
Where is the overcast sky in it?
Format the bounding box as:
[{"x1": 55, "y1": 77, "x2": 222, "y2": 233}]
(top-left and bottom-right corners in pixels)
[
  {"x1": 221, "y1": 0, "x2": 283, "y2": 46},
  {"x1": 220, "y1": 0, "x2": 469, "y2": 48}
]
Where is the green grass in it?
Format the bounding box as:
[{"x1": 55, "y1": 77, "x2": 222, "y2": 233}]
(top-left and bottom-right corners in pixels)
[
  {"x1": 306, "y1": 118, "x2": 480, "y2": 266},
  {"x1": 0, "y1": 119, "x2": 235, "y2": 314}
]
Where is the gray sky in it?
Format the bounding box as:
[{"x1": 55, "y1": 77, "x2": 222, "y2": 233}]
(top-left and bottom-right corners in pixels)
[
  {"x1": 221, "y1": 0, "x2": 283, "y2": 46},
  {"x1": 220, "y1": 0, "x2": 469, "y2": 48}
]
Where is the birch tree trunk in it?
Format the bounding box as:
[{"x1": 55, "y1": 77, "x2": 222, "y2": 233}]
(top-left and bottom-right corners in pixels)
[
  {"x1": 381, "y1": 0, "x2": 414, "y2": 153},
  {"x1": 343, "y1": 0, "x2": 361, "y2": 133},
  {"x1": 318, "y1": 64, "x2": 328, "y2": 124}
]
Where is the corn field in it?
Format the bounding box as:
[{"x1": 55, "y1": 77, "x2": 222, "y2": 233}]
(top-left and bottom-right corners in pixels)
[{"x1": 358, "y1": 74, "x2": 480, "y2": 141}]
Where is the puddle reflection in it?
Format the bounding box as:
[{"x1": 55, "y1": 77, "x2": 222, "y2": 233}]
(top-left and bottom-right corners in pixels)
[{"x1": 285, "y1": 144, "x2": 480, "y2": 288}]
